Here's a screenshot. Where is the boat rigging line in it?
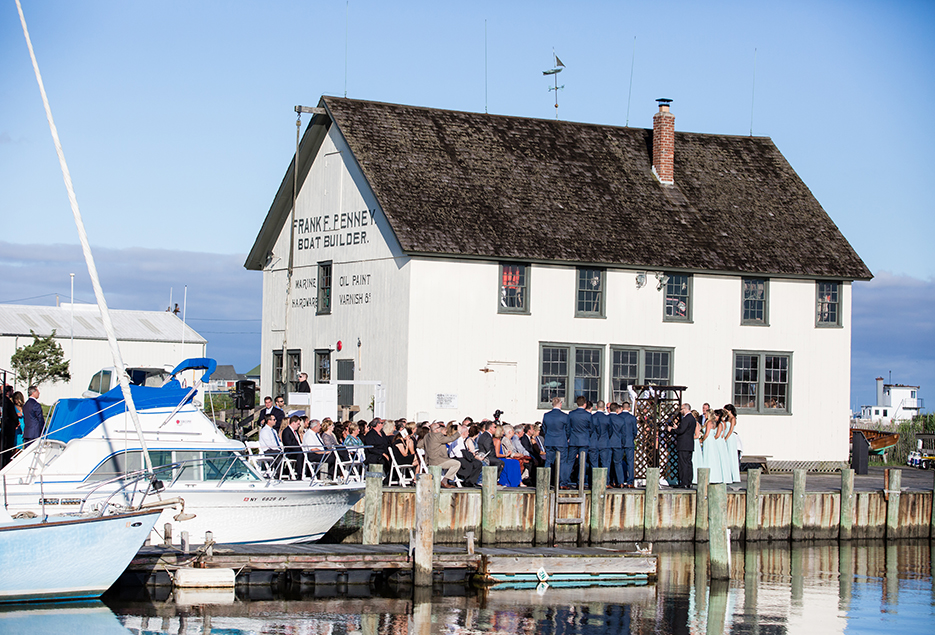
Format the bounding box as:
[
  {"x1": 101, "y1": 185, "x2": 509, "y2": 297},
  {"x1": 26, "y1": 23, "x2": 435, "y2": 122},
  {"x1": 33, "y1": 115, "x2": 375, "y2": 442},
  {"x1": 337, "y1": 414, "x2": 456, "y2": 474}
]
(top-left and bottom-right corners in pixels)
[{"x1": 15, "y1": 0, "x2": 154, "y2": 476}]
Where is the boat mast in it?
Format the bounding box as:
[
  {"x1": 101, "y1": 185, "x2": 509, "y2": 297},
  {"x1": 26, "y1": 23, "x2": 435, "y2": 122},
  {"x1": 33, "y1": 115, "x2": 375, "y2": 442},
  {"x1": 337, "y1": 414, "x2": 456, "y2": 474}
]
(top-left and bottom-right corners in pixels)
[{"x1": 16, "y1": 0, "x2": 154, "y2": 474}]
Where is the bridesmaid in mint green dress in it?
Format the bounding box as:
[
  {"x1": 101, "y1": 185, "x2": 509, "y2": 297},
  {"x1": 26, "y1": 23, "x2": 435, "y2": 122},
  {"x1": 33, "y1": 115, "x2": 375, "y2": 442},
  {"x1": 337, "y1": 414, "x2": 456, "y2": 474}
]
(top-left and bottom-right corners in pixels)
[
  {"x1": 712, "y1": 410, "x2": 735, "y2": 483},
  {"x1": 723, "y1": 404, "x2": 741, "y2": 483},
  {"x1": 701, "y1": 410, "x2": 726, "y2": 483}
]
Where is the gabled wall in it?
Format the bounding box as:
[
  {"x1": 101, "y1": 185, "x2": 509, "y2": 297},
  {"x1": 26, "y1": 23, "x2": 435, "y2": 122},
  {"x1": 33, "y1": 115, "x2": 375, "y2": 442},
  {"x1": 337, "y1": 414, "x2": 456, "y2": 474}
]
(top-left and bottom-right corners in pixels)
[{"x1": 260, "y1": 125, "x2": 411, "y2": 415}]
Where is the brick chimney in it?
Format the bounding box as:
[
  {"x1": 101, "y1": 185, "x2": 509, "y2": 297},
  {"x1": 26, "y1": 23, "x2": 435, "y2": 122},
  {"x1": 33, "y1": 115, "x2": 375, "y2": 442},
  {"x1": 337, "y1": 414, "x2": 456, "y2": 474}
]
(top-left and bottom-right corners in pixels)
[{"x1": 652, "y1": 98, "x2": 675, "y2": 184}]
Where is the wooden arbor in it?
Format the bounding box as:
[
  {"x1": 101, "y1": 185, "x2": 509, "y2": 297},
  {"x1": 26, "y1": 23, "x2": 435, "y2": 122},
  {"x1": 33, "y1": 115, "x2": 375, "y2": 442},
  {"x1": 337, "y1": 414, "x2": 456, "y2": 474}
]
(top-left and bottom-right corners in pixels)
[{"x1": 632, "y1": 385, "x2": 686, "y2": 483}]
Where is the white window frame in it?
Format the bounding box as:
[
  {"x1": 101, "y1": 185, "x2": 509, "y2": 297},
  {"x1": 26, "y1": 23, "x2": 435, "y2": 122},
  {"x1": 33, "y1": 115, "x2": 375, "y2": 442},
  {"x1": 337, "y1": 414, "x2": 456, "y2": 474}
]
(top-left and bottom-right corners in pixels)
[
  {"x1": 498, "y1": 263, "x2": 530, "y2": 314},
  {"x1": 733, "y1": 350, "x2": 792, "y2": 414},
  {"x1": 741, "y1": 278, "x2": 769, "y2": 326},
  {"x1": 610, "y1": 346, "x2": 674, "y2": 403},
  {"x1": 538, "y1": 343, "x2": 604, "y2": 408},
  {"x1": 816, "y1": 280, "x2": 842, "y2": 327},
  {"x1": 575, "y1": 268, "x2": 606, "y2": 318},
  {"x1": 663, "y1": 274, "x2": 692, "y2": 322}
]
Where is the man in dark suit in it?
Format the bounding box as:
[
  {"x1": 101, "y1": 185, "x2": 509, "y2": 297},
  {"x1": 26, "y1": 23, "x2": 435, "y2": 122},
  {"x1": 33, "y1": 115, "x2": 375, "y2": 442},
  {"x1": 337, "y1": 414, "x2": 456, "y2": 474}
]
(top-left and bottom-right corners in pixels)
[
  {"x1": 1, "y1": 385, "x2": 17, "y2": 468},
  {"x1": 362, "y1": 419, "x2": 391, "y2": 476},
  {"x1": 620, "y1": 401, "x2": 638, "y2": 487},
  {"x1": 23, "y1": 386, "x2": 45, "y2": 447},
  {"x1": 668, "y1": 402, "x2": 696, "y2": 488},
  {"x1": 296, "y1": 373, "x2": 311, "y2": 393},
  {"x1": 261, "y1": 396, "x2": 285, "y2": 431},
  {"x1": 541, "y1": 397, "x2": 569, "y2": 485},
  {"x1": 567, "y1": 396, "x2": 592, "y2": 487},
  {"x1": 476, "y1": 421, "x2": 504, "y2": 479},
  {"x1": 607, "y1": 403, "x2": 623, "y2": 487},
  {"x1": 281, "y1": 414, "x2": 305, "y2": 479},
  {"x1": 590, "y1": 400, "x2": 611, "y2": 486}
]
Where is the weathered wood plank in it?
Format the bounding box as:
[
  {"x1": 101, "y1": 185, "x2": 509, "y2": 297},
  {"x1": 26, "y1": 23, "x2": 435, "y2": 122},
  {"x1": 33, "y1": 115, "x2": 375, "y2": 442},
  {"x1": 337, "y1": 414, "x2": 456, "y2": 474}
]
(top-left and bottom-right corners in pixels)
[{"x1": 484, "y1": 554, "x2": 656, "y2": 576}]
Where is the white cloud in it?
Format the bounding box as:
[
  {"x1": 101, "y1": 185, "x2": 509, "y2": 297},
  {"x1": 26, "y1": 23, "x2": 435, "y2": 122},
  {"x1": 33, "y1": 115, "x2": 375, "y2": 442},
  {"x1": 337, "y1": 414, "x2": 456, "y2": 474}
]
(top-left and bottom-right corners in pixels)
[
  {"x1": 851, "y1": 272, "x2": 934, "y2": 410},
  {"x1": 0, "y1": 242, "x2": 261, "y2": 372}
]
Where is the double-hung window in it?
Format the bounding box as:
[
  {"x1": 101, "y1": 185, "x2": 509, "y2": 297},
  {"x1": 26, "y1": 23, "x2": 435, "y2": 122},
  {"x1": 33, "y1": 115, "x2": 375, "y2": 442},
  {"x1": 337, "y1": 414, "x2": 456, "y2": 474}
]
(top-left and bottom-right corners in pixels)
[
  {"x1": 610, "y1": 346, "x2": 674, "y2": 403},
  {"x1": 576, "y1": 268, "x2": 605, "y2": 317},
  {"x1": 538, "y1": 343, "x2": 603, "y2": 407},
  {"x1": 317, "y1": 261, "x2": 332, "y2": 315},
  {"x1": 315, "y1": 349, "x2": 331, "y2": 383},
  {"x1": 664, "y1": 274, "x2": 692, "y2": 322},
  {"x1": 499, "y1": 263, "x2": 529, "y2": 314},
  {"x1": 273, "y1": 349, "x2": 301, "y2": 396},
  {"x1": 733, "y1": 351, "x2": 791, "y2": 413},
  {"x1": 741, "y1": 278, "x2": 768, "y2": 325},
  {"x1": 816, "y1": 281, "x2": 841, "y2": 327}
]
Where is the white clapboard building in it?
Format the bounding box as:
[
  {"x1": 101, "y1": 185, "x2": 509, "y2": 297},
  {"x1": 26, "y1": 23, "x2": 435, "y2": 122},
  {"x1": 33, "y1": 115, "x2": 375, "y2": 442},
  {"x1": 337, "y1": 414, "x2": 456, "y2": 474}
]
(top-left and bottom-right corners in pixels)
[
  {"x1": 0, "y1": 303, "x2": 206, "y2": 404},
  {"x1": 246, "y1": 97, "x2": 871, "y2": 464}
]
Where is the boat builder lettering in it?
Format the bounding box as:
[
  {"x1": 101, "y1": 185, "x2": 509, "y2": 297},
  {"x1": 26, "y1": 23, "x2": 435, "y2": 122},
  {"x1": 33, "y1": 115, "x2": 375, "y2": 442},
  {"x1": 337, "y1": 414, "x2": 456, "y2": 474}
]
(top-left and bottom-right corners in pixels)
[{"x1": 294, "y1": 209, "x2": 376, "y2": 251}]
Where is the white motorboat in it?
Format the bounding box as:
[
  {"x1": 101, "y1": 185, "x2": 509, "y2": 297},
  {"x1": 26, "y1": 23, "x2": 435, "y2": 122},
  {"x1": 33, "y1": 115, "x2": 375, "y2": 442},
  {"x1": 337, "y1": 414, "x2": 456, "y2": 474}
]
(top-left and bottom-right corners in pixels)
[
  {"x1": 0, "y1": 358, "x2": 364, "y2": 545},
  {"x1": 0, "y1": 505, "x2": 162, "y2": 603}
]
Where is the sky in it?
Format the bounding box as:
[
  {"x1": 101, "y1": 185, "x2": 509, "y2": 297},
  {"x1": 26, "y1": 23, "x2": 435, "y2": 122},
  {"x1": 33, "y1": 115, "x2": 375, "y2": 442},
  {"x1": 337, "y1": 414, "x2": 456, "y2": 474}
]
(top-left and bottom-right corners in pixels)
[{"x1": 0, "y1": 1, "x2": 932, "y2": 409}]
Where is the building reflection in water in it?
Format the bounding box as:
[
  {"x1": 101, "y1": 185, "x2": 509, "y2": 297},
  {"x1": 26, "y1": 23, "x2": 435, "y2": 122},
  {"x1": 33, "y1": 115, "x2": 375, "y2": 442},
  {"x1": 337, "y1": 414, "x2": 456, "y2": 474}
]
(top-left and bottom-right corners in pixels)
[{"x1": 110, "y1": 541, "x2": 933, "y2": 635}]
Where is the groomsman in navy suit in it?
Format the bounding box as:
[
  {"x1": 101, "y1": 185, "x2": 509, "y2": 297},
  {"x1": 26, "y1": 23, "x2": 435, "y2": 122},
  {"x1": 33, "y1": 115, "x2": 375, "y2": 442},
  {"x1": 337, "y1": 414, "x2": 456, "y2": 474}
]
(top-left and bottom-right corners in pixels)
[
  {"x1": 567, "y1": 396, "x2": 591, "y2": 488},
  {"x1": 541, "y1": 397, "x2": 568, "y2": 485},
  {"x1": 590, "y1": 400, "x2": 611, "y2": 485},
  {"x1": 620, "y1": 401, "x2": 638, "y2": 487}
]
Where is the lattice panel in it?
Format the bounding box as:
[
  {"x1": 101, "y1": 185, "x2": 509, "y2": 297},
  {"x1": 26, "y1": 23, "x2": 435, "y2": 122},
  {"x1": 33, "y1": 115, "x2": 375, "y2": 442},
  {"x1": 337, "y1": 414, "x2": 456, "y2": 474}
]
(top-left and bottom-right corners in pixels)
[{"x1": 633, "y1": 385, "x2": 686, "y2": 482}]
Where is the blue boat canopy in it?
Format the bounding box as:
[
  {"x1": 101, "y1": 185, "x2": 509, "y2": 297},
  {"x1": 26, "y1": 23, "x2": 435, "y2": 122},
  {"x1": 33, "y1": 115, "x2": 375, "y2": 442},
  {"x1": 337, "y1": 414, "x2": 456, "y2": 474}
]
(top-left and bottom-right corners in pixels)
[
  {"x1": 168, "y1": 358, "x2": 217, "y2": 385},
  {"x1": 46, "y1": 384, "x2": 195, "y2": 444}
]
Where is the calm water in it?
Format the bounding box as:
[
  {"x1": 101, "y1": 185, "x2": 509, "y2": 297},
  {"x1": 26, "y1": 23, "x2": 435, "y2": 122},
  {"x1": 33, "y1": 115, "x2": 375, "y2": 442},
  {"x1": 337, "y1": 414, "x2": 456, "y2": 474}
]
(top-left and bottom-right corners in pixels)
[{"x1": 3, "y1": 541, "x2": 933, "y2": 634}]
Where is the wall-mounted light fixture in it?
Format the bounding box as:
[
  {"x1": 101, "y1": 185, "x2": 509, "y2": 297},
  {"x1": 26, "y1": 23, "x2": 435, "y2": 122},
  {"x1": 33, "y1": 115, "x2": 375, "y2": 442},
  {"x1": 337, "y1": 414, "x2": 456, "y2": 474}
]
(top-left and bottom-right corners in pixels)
[
  {"x1": 636, "y1": 272, "x2": 647, "y2": 289},
  {"x1": 655, "y1": 272, "x2": 669, "y2": 291}
]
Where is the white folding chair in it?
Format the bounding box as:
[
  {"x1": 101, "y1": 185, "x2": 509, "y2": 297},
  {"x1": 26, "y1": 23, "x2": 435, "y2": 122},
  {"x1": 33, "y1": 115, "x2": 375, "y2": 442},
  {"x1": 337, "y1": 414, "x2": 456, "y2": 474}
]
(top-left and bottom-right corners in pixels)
[
  {"x1": 245, "y1": 441, "x2": 277, "y2": 478},
  {"x1": 332, "y1": 447, "x2": 364, "y2": 483},
  {"x1": 388, "y1": 451, "x2": 418, "y2": 487}
]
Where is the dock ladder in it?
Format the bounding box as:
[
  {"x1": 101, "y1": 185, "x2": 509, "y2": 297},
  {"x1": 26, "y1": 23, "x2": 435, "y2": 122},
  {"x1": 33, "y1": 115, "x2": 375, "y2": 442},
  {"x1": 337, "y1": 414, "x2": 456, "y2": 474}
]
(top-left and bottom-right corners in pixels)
[{"x1": 550, "y1": 450, "x2": 588, "y2": 546}]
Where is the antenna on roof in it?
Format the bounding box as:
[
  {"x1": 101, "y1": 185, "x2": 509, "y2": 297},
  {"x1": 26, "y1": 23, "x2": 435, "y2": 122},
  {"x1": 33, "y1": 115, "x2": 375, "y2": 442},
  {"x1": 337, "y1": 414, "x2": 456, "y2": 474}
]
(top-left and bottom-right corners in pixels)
[
  {"x1": 749, "y1": 47, "x2": 757, "y2": 136},
  {"x1": 625, "y1": 36, "x2": 636, "y2": 127},
  {"x1": 484, "y1": 19, "x2": 488, "y2": 114},
  {"x1": 543, "y1": 49, "x2": 565, "y2": 119},
  {"x1": 344, "y1": 1, "x2": 349, "y2": 98}
]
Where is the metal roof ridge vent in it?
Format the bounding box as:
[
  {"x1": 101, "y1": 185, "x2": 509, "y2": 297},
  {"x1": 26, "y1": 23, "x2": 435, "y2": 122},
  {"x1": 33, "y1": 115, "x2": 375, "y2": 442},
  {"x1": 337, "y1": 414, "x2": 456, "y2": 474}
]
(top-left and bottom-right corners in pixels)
[{"x1": 652, "y1": 98, "x2": 675, "y2": 185}]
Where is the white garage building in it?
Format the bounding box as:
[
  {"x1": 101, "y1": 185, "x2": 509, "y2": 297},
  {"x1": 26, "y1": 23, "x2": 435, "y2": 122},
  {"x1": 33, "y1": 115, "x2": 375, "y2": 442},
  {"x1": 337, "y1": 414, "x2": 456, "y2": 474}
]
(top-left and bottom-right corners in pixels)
[
  {"x1": 246, "y1": 97, "x2": 871, "y2": 465},
  {"x1": 0, "y1": 303, "x2": 206, "y2": 404}
]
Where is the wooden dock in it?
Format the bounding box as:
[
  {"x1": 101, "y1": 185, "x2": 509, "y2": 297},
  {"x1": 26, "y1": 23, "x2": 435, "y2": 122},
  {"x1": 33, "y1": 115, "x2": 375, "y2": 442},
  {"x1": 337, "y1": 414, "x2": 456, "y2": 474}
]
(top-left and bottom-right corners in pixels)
[{"x1": 126, "y1": 543, "x2": 657, "y2": 587}]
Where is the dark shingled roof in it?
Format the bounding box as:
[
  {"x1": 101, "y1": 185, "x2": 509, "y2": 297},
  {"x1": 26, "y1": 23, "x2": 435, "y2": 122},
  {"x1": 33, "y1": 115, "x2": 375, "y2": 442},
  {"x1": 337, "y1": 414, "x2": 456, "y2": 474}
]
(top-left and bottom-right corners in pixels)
[{"x1": 248, "y1": 97, "x2": 871, "y2": 280}]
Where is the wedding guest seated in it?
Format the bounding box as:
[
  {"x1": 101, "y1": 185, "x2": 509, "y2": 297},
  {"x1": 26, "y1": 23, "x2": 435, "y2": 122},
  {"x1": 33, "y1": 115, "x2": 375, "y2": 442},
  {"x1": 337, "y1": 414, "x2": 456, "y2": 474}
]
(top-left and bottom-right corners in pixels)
[
  {"x1": 492, "y1": 424, "x2": 523, "y2": 487},
  {"x1": 417, "y1": 421, "x2": 461, "y2": 488}
]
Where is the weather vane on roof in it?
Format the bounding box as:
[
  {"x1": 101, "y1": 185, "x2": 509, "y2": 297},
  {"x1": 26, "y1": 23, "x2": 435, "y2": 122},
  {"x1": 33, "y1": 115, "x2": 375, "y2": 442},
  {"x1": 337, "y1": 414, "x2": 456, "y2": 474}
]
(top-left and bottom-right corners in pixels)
[{"x1": 543, "y1": 50, "x2": 565, "y2": 119}]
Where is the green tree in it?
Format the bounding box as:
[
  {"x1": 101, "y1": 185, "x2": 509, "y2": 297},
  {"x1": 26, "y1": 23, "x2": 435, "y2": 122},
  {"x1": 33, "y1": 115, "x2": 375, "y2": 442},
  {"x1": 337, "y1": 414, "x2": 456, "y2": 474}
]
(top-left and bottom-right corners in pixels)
[{"x1": 10, "y1": 330, "x2": 71, "y2": 388}]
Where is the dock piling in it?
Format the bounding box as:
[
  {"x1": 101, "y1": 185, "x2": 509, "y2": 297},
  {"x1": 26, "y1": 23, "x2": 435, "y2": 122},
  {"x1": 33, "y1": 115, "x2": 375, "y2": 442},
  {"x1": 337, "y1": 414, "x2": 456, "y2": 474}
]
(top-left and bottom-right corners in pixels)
[
  {"x1": 840, "y1": 468, "x2": 854, "y2": 540},
  {"x1": 481, "y1": 465, "x2": 498, "y2": 545},
  {"x1": 590, "y1": 467, "x2": 607, "y2": 545},
  {"x1": 694, "y1": 467, "x2": 710, "y2": 542},
  {"x1": 363, "y1": 465, "x2": 384, "y2": 545},
  {"x1": 885, "y1": 468, "x2": 901, "y2": 541},
  {"x1": 428, "y1": 465, "x2": 442, "y2": 532},
  {"x1": 163, "y1": 523, "x2": 172, "y2": 546},
  {"x1": 745, "y1": 468, "x2": 760, "y2": 542},
  {"x1": 643, "y1": 467, "x2": 660, "y2": 541},
  {"x1": 791, "y1": 469, "x2": 806, "y2": 541},
  {"x1": 180, "y1": 530, "x2": 189, "y2": 554},
  {"x1": 708, "y1": 481, "x2": 730, "y2": 579},
  {"x1": 413, "y1": 473, "x2": 435, "y2": 587},
  {"x1": 534, "y1": 467, "x2": 550, "y2": 545}
]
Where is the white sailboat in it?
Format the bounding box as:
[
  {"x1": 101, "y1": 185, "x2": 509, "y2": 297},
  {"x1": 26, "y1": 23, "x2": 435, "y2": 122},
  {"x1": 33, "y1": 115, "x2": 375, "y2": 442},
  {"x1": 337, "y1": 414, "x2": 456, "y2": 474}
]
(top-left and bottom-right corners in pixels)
[
  {"x1": 0, "y1": 504, "x2": 163, "y2": 603},
  {"x1": 8, "y1": 1, "x2": 363, "y2": 546}
]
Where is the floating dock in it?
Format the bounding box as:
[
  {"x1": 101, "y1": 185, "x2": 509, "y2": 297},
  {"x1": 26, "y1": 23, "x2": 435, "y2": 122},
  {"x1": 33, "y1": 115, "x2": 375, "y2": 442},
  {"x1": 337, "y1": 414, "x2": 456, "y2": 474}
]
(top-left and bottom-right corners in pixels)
[{"x1": 126, "y1": 543, "x2": 657, "y2": 587}]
